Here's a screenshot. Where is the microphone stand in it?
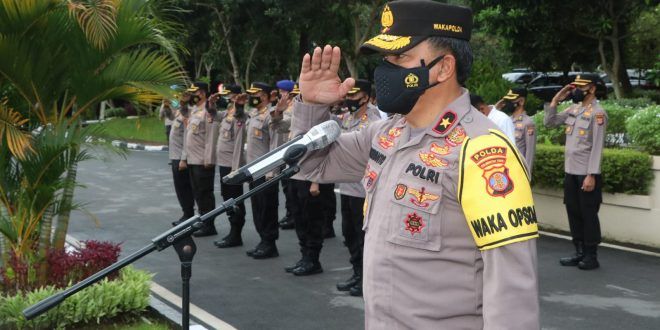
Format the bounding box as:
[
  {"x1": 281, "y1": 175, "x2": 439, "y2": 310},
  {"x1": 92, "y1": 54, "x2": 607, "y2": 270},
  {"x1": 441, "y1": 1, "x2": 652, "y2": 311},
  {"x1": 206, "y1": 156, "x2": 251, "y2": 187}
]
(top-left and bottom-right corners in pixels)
[{"x1": 23, "y1": 147, "x2": 305, "y2": 329}]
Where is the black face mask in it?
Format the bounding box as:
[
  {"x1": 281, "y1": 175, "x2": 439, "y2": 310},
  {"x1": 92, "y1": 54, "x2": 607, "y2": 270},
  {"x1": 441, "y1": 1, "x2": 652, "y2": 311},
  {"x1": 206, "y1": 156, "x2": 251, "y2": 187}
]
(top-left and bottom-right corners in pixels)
[
  {"x1": 571, "y1": 88, "x2": 587, "y2": 103},
  {"x1": 190, "y1": 95, "x2": 201, "y2": 105},
  {"x1": 235, "y1": 104, "x2": 245, "y2": 117},
  {"x1": 502, "y1": 101, "x2": 517, "y2": 113},
  {"x1": 249, "y1": 96, "x2": 261, "y2": 107},
  {"x1": 374, "y1": 55, "x2": 445, "y2": 115},
  {"x1": 344, "y1": 98, "x2": 366, "y2": 113},
  {"x1": 216, "y1": 97, "x2": 229, "y2": 110}
]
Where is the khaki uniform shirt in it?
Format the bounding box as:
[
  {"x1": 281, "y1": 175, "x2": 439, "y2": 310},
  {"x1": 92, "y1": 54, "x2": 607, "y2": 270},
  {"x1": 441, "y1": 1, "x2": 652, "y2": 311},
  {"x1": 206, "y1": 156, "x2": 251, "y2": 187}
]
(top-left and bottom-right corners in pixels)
[
  {"x1": 336, "y1": 104, "x2": 383, "y2": 198},
  {"x1": 216, "y1": 104, "x2": 247, "y2": 170},
  {"x1": 182, "y1": 103, "x2": 218, "y2": 166},
  {"x1": 512, "y1": 112, "x2": 536, "y2": 176},
  {"x1": 544, "y1": 101, "x2": 607, "y2": 175},
  {"x1": 168, "y1": 108, "x2": 188, "y2": 160},
  {"x1": 292, "y1": 90, "x2": 539, "y2": 329},
  {"x1": 246, "y1": 106, "x2": 287, "y2": 164}
]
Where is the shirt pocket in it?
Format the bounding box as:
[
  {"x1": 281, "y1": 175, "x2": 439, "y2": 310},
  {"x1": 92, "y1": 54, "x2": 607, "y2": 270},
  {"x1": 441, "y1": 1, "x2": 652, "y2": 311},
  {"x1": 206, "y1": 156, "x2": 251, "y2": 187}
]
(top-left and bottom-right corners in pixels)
[
  {"x1": 361, "y1": 160, "x2": 383, "y2": 231},
  {"x1": 564, "y1": 116, "x2": 576, "y2": 126},
  {"x1": 576, "y1": 117, "x2": 592, "y2": 130},
  {"x1": 220, "y1": 120, "x2": 233, "y2": 141},
  {"x1": 190, "y1": 117, "x2": 205, "y2": 135},
  {"x1": 252, "y1": 117, "x2": 266, "y2": 140},
  {"x1": 386, "y1": 176, "x2": 444, "y2": 252}
]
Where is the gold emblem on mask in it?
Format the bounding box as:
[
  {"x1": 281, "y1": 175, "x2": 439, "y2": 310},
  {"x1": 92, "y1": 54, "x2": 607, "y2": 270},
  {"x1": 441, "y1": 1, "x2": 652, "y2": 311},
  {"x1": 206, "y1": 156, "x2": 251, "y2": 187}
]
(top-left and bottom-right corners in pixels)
[{"x1": 405, "y1": 73, "x2": 419, "y2": 88}]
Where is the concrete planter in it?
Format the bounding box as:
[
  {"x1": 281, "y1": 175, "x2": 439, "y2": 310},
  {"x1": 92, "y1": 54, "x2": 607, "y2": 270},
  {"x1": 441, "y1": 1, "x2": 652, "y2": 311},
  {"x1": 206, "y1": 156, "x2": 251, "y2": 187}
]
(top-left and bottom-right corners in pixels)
[{"x1": 533, "y1": 156, "x2": 660, "y2": 249}]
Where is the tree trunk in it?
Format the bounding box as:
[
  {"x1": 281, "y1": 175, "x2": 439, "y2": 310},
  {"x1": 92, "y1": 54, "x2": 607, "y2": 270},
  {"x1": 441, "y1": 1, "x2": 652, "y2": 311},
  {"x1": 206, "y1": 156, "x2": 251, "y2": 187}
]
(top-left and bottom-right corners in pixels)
[
  {"x1": 598, "y1": 38, "x2": 624, "y2": 99},
  {"x1": 244, "y1": 38, "x2": 261, "y2": 89},
  {"x1": 204, "y1": 61, "x2": 213, "y2": 82},
  {"x1": 53, "y1": 157, "x2": 79, "y2": 250},
  {"x1": 37, "y1": 204, "x2": 55, "y2": 284},
  {"x1": 214, "y1": 9, "x2": 242, "y2": 88},
  {"x1": 344, "y1": 56, "x2": 358, "y2": 79}
]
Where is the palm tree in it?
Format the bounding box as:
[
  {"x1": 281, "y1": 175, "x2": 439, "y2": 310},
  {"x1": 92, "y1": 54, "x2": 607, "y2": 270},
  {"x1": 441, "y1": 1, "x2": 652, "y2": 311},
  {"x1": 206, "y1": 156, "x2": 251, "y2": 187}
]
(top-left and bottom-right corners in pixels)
[{"x1": 0, "y1": 0, "x2": 186, "y2": 286}]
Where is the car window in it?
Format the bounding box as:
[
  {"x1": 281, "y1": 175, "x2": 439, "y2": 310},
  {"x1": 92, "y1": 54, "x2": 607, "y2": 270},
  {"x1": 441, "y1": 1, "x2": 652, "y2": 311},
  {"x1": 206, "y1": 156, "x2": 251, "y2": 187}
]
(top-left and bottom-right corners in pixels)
[{"x1": 529, "y1": 76, "x2": 547, "y2": 87}]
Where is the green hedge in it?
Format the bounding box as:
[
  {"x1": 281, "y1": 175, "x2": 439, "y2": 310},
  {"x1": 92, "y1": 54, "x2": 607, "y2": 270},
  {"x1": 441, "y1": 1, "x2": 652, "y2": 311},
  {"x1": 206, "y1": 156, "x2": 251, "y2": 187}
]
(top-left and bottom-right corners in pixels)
[
  {"x1": 532, "y1": 144, "x2": 654, "y2": 195},
  {"x1": 0, "y1": 266, "x2": 152, "y2": 329},
  {"x1": 626, "y1": 105, "x2": 660, "y2": 155}
]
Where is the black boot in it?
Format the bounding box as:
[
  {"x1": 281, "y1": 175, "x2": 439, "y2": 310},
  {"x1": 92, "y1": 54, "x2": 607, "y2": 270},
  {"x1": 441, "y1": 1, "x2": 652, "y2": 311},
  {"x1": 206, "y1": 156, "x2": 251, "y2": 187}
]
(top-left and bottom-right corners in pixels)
[
  {"x1": 279, "y1": 216, "x2": 295, "y2": 230},
  {"x1": 292, "y1": 258, "x2": 323, "y2": 276},
  {"x1": 349, "y1": 279, "x2": 362, "y2": 297},
  {"x1": 578, "y1": 245, "x2": 600, "y2": 270},
  {"x1": 559, "y1": 240, "x2": 584, "y2": 266},
  {"x1": 252, "y1": 241, "x2": 279, "y2": 259},
  {"x1": 192, "y1": 222, "x2": 218, "y2": 237},
  {"x1": 246, "y1": 241, "x2": 264, "y2": 257},
  {"x1": 285, "y1": 259, "x2": 304, "y2": 273},
  {"x1": 214, "y1": 225, "x2": 243, "y2": 248},
  {"x1": 337, "y1": 269, "x2": 361, "y2": 291}
]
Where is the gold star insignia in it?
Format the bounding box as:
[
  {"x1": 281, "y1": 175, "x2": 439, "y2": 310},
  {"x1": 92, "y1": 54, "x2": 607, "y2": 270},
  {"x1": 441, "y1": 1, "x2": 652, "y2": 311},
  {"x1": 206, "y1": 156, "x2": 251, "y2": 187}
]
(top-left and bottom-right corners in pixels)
[{"x1": 439, "y1": 117, "x2": 452, "y2": 128}]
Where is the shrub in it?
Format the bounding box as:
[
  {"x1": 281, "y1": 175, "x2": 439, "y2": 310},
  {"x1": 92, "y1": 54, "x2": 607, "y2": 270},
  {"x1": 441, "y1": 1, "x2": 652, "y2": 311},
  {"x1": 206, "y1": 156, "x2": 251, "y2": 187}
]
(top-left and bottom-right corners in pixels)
[
  {"x1": 524, "y1": 93, "x2": 544, "y2": 116},
  {"x1": 532, "y1": 105, "x2": 569, "y2": 145},
  {"x1": 626, "y1": 105, "x2": 660, "y2": 155},
  {"x1": 0, "y1": 266, "x2": 152, "y2": 329},
  {"x1": 105, "y1": 107, "x2": 127, "y2": 118},
  {"x1": 532, "y1": 145, "x2": 653, "y2": 195},
  {"x1": 0, "y1": 241, "x2": 121, "y2": 295},
  {"x1": 631, "y1": 89, "x2": 660, "y2": 105},
  {"x1": 603, "y1": 97, "x2": 655, "y2": 109}
]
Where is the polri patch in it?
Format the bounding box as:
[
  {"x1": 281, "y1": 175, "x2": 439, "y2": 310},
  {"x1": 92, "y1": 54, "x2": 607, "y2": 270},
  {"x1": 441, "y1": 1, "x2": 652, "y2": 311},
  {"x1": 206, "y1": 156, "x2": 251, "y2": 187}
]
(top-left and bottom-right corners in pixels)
[{"x1": 369, "y1": 147, "x2": 387, "y2": 165}]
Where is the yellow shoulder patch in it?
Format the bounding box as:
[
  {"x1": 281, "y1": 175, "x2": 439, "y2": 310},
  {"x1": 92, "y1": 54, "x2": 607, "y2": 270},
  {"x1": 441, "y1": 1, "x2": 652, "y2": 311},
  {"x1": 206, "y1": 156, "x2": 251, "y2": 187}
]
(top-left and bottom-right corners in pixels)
[{"x1": 457, "y1": 129, "x2": 538, "y2": 250}]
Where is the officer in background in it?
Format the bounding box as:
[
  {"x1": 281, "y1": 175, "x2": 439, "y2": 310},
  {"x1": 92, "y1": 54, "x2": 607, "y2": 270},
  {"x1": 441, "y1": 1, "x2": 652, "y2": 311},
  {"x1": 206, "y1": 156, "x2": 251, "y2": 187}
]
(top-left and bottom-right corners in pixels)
[
  {"x1": 470, "y1": 94, "x2": 516, "y2": 142},
  {"x1": 214, "y1": 84, "x2": 248, "y2": 248},
  {"x1": 180, "y1": 82, "x2": 219, "y2": 237},
  {"x1": 544, "y1": 74, "x2": 607, "y2": 270},
  {"x1": 274, "y1": 80, "x2": 297, "y2": 230},
  {"x1": 335, "y1": 79, "x2": 382, "y2": 296},
  {"x1": 165, "y1": 95, "x2": 195, "y2": 225},
  {"x1": 291, "y1": 1, "x2": 539, "y2": 328},
  {"x1": 504, "y1": 88, "x2": 536, "y2": 175},
  {"x1": 159, "y1": 99, "x2": 174, "y2": 143},
  {"x1": 245, "y1": 82, "x2": 284, "y2": 259}
]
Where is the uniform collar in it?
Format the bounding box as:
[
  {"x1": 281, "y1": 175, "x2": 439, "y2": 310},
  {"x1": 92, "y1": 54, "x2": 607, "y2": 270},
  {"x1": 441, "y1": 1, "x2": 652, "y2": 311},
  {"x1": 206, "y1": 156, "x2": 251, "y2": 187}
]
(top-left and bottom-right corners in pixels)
[{"x1": 394, "y1": 88, "x2": 472, "y2": 150}]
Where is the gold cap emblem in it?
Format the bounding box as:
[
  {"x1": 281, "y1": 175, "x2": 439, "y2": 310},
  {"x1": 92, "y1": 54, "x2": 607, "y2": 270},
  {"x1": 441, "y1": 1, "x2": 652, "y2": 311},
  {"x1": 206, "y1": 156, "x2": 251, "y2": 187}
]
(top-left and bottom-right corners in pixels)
[{"x1": 381, "y1": 5, "x2": 393, "y2": 32}]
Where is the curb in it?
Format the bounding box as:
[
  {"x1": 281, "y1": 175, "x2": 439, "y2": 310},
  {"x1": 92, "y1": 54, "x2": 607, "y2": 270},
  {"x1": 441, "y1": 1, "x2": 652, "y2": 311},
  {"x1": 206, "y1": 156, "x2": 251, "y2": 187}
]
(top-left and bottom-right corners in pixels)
[{"x1": 111, "y1": 140, "x2": 168, "y2": 152}]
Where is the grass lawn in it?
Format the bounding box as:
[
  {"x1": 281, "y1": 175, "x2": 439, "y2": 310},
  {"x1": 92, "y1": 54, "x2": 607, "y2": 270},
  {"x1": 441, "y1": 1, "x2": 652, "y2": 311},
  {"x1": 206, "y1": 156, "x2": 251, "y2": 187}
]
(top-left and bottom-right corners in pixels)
[{"x1": 100, "y1": 116, "x2": 167, "y2": 145}]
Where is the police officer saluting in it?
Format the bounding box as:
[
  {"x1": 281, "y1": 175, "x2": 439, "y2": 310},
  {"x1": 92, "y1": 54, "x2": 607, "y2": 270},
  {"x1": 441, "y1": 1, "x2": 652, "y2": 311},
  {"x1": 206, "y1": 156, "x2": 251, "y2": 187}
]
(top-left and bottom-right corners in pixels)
[
  {"x1": 291, "y1": 1, "x2": 539, "y2": 328},
  {"x1": 504, "y1": 87, "x2": 536, "y2": 175},
  {"x1": 334, "y1": 79, "x2": 381, "y2": 296},
  {"x1": 544, "y1": 74, "x2": 607, "y2": 270},
  {"x1": 166, "y1": 95, "x2": 195, "y2": 225},
  {"x1": 180, "y1": 82, "x2": 219, "y2": 237},
  {"x1": 245, "y1": 82, "x2": 284, "y2": 259},
  {"x1": 214, "y1": 84, "x2": 248, "y2": 248}
]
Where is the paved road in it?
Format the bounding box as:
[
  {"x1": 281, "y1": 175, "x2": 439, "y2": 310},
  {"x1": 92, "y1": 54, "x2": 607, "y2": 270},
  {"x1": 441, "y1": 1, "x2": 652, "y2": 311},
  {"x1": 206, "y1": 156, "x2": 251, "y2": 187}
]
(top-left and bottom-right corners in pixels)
[{"x1": 67, "y1": 151, "x2": 660, "y2": 330}]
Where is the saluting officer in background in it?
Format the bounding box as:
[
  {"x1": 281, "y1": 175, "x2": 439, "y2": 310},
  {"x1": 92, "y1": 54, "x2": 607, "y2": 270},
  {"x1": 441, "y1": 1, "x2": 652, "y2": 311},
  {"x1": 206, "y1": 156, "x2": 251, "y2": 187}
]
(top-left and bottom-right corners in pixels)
[
  {"x1": 273, "y1": 80, "x2": 297, "y2": 230},
  {"x1": 291, "y1": 1, "x2": 539, "y2": 328},
  {"x1": 165, "y1": 95, "x2": 195, "y2": 225},
  {"x1": 214, "y1": 84, "x2": 248, "y2": 248},
  {"x1": 244, "y1": 82, "x2": 285, "y2": 259},
  {"x1": 180, "y1": 82, "x2": 219, "y2": 237},
  {"x1": 334, "y1": 79, "x2": 382, "y2": 296},
  {"x1": 504, "y1": 87, "x2": 536, "y2": 175},
  {"x1": 544, "y1": 74, "x2": 607, "y2": 270}
]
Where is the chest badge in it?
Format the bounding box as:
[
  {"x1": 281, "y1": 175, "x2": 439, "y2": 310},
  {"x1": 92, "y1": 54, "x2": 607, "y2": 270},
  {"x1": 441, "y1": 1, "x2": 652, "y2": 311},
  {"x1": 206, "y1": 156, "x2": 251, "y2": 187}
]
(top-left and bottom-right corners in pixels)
[
  {"x1": 378, "y1": 127, "x2": 402, "y2": 149},
  {"x1": 394, "y1": 184, "x2": 408, "y2": 200},
  {"x1": 404, "y1": 212, "x2": 425, "y2": 236},
  {"x1": 445, "y1": 125, "x2": 466, "y2": 147},
  {"x1": 408, "y1": 187, "x2": 439, "y2": 208}
]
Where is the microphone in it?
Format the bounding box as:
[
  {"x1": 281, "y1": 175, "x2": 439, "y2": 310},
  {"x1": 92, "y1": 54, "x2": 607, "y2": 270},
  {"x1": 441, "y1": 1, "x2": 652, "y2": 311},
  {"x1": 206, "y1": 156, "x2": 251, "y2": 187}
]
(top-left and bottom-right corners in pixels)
[{"x1": 223, "y1": 120, "x2": 341, "y2": 184}]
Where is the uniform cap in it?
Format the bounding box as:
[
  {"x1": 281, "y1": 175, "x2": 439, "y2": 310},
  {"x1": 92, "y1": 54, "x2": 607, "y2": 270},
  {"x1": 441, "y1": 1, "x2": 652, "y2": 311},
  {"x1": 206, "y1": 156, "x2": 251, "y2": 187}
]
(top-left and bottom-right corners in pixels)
[
  {"x1": 347, "y1": 79, "x2": 372, "y2": 96},
  {"x1": 361, "y1": 0, "x2": 472, "y2": 55},
  {"x1": 290, "y1": 83, "x2": 301, "y2": 95},
  {"x1": 186, "y1": 82, "x2": 209, "y2": 93},
  {"x1": 219, "y1": 84, "x2": 242, "y2": 96},
  {"x1": 571, "y1": 74, "x2": 598, "y2": 86},
  {"x1": 276, "y1": 80, "x2": 296, "y2": 92},
  {"x1": 502, "y1": 87, "x2": 528, "y2": 100},
  {"x1": 246, "y1": 82, "x2": 273, "y2": 94}
]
